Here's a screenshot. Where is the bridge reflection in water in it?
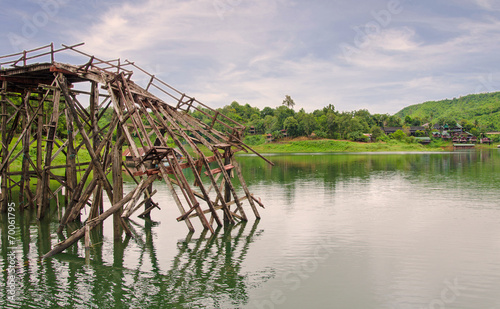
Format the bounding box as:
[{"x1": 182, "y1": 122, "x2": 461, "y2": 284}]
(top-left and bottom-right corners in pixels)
[{"x1": 2, "y1": 218, "x2": 267, "y2": 308}]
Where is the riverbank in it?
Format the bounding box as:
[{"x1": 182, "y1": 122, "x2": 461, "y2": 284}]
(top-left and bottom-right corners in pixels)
[{"x1": 248, "y1": 138, "x2": 496, "y2": 153}]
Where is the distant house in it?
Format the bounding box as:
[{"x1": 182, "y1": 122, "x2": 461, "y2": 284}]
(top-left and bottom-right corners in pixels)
[
  {"x1": 266, "y1": 133, "x2": 273, "y2": 142},
  {"x1": 415, "y1": 137, "x2": 431, "y2": 145},
  {"x1": 123, "y1": 147, "x2": 148, "y2": 167},
  {"x1": 381, "y1": 126, "x2": 426, "y2": 136}
]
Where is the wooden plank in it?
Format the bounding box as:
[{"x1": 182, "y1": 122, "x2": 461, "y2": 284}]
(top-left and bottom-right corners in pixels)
[{"x1": 204, "y1": 164, "x2": 234, "y2": 176}]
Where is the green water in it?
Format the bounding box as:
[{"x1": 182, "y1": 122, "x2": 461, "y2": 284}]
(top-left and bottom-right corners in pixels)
[{"x1": 2, "y1": 150, "x2": 500, "y2": 308}]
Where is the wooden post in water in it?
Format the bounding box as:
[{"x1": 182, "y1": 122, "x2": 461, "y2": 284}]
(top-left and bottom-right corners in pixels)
[
  {"x1": 65, "y1": 103, "x2": 77, "y2": 209},
  {"x1": 90, "y1": 81, "x2": 104, "y2": 214},
  {"x1": 0, "y1": 81, "x2": 8, "y2": 213},
  {"x1": 113, "y1": 125, "x2": 124, "y2": 240},
  {"x1": 20, "y1": 91, "x2": 32, "y2": 209},
  {"x1": 38, "y1": 86, "x2": 61, "y2": 220},
  {"x1": 223, "y1": 146, "x2": 232, "y2": 224},
  {"x1": 35, "y1": 93, "x2": 44, "y2": 209}
]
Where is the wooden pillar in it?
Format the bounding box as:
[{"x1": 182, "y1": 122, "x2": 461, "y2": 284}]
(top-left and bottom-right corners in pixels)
[
  {"x1": 35, "y1": 94, "x2": 44, "y2": 209},
  {"x1": 112, "y1": 126, "x2": 123, "y2": 240},
  {"x1": 223, "y1": 146, "x2": 232, "y2": 224},
  {"x1": 38, "y1": 87, "x2": 61, "y2": 220},
  {"x1": 90, "y1": 81, "x2": 103, "y2": 214},
  {"x1": 20, "y1": 91, "x2": 32, "y2": 209},
  {"x1": 0, "y1": 81, "x2": 8, "y2": 212},
  {"x1": 143, "y1": 183, "x2": 153, "y2": 219},
  {"x1": 65, "y1": 105, "x2": 77, "y2": 207}
]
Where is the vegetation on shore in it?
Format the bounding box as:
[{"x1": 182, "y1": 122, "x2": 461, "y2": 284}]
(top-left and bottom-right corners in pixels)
[
  {"x1": 396, "y1": 92, "x2": 500, "y2": 131},
  {"x1": 4, "y1": 91, "x2": 500, "y2": 174}
]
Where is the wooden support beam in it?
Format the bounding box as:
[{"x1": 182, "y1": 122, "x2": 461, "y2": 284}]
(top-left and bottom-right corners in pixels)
[
  {"x1": 42, "y1": 175, "x2": 158, "y2": 259},
  {"x1": 57, "y1": 73, "x2": 114, "y2": 204},
  {"x1": 234, "y1": 161, "x2": 260, "y2": 219},
  {"x1": 112, "y1": 124, "x2": 124, "y2": 239},
  {"x1": 38, "y1": 85, "x2": 61, "y2": 219},
  {"x1": 150, "y1": 103, "x2": 223, "y2": 228}
]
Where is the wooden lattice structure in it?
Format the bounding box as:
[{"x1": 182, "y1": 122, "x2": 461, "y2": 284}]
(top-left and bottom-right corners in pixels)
[{"x1": 0, "y1": 43, "x2": 272, "y2": 258}]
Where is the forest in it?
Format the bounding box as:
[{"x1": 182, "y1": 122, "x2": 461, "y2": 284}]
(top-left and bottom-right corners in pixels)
[
  {"x1": 188, "y1": 93, "x2": 500, "y2": 144},
  {"x1": 4, "y1": 91, "x2": 500, "y2": 147},
  {"x1": 396, "y1": 92, "x2": 500, "y2": 131}
]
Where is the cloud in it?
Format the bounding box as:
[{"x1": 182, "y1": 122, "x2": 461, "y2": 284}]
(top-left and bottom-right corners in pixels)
[
  {"x1": 3, "y1": 0, "x2": 499, "y2": 115},
  {"x1": 474, "y1": 0, "x2": 500, "y2": 10}
]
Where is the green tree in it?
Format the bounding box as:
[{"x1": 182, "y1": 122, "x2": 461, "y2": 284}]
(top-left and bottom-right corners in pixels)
[
  {"x1": 284, "y1": 116, "x2": 299, "y2": 137},
  {"x1": 391, "y1": 129, "x2": 407, "y2": 141},
  {"x1": 370, "y1": 126, "x2": 384, "y2": 141},
  {"x1": 261, "y1": 106, "x2": 274, "y2": 118},
  {"x1": 282, "y1": 95, "x2": 295, "y2": 109},
  {"x1": 299, "y1": 114, "x2": 317, "y2": 136}
]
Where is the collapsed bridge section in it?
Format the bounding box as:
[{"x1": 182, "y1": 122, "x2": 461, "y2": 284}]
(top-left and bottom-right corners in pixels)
[{"x1": 0, "y1": 43, "x2": 272, "y2": 258}]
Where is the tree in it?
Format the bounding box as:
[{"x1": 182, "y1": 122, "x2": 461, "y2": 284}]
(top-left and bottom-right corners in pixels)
[
  {"x1": 299, "y1": 114, "x2": 317, "y2": 136},
  {"x1": 391, "y1": 129, "x2": 407, "y2": 141},
  {"x1": 284, "y1": 116, "x2": 299, "y2": 137},
  {"x1": 282, "y1": 95, "x2": 295, "y2": 109},
  {"x1": 274, "y1": 105, "x2": 295, "y2": 129},
  {"x1": 387, "y1": 115, "x2": 402, "y2": 127},
  {"x1": 370, "y1": 126, "x2": 384, "y2": 141},
  {"x1": 261, "y1": 106, "x2": 274, "y2": 118}
]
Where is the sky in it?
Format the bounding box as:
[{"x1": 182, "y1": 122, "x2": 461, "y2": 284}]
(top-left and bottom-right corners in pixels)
[{"x1": 1, "y1": 0, "x2": 500, "y2": 114}]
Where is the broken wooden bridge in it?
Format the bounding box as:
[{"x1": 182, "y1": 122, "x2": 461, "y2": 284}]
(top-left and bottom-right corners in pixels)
[{"x1": 0, "y1": 43, "x2": 272, "y2": 258}]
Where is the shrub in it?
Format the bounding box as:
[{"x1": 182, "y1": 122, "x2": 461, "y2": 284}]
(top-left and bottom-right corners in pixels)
[
  {"x1": 390, "y1": 129, "x2": 407, "y2": 141},
  {"x1": 244, "y1": 134, "x2": 266, "y2": 146}
]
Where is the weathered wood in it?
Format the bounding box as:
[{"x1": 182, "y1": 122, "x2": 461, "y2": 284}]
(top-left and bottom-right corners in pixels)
[
  {"x1": 151, "y1": 103, "x2": 224, "y2": 227},
  {"x1": 38, "y1": 86, "x2": 61, "y2": 219},
  {"x1": 90, "y1": 81, "x2": 103, "y2": 215},
  {"x1": 57, "y1": 73, "x2": 114, "y2": 203},
  {"x1": 35, "y1": 94, "x2": 44, "y2": 208},
  {"x1": 43, "y1": 175, "x2": 158, "y2": 259},
  {"x1": 20, "y1": 90, "x2": 31, "y2": 208},
  {"x1": 65, "y1": 103, "x2": 77, "y2": 207},
  {"x1": 234, "y1": 161, "x2": 260, "y2": 219},
  {"x1": 113, "y1": 124, "x2": 124, "y2": 239},
  {"x1": 164, "y1": 105, "x2": 242, "y2": 223},
  {"x1": 2, "y1": 45, "x2": 271, "y2": 258}
]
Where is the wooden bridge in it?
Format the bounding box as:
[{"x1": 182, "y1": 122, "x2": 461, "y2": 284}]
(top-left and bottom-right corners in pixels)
[{"x1": 0, "y1": 43, "x2": 272, "y2": 258}]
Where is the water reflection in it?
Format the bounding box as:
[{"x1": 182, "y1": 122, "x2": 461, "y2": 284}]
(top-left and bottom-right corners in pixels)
[
  {"x1": 2, "y1": 150, "x2": 500, "y2": 308},
  {"x1": 1, "y1": 214, "x2": 265, "y2": 308}
]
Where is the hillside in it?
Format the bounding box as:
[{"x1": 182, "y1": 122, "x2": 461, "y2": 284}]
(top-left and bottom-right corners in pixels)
[{"x1": 395, "y1": 92, "x2": 500, "y2": 130}]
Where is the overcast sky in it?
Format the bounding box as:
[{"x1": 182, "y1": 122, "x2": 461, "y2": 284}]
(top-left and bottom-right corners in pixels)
[{"x1": 1, "y1": 0, "x2": 500, "y2": 114}]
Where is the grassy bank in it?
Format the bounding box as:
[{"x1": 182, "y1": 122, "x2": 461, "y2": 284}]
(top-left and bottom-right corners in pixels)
[{"x1": 249, "y1": 138, "x2": 453, "y2": 153}]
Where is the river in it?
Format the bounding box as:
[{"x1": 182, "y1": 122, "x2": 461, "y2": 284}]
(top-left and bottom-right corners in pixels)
[{"x1": 1, "y1": 150, "x2": 500, "y2": 308}]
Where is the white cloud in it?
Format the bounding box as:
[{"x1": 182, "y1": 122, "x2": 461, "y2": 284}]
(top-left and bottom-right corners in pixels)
[{"x1": 3, "y1": 0, "x2": 499, "y2": 114}]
